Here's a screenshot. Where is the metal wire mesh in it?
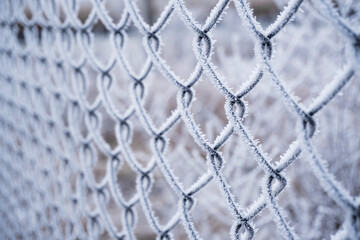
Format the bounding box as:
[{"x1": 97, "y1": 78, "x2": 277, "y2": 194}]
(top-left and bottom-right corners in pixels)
[{"x1": 0, "y1": 0, "x2": 359, "y2": 239}]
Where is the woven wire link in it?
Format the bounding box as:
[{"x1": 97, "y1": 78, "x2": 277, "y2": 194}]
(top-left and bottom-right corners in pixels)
[{"x1": 0, "y1": 0, "x2": 359, "y2": 239}]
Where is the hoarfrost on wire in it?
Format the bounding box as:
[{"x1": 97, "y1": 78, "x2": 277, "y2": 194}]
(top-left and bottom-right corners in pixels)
[{"x1": 0, "y1": 0, "x2": 359, "y2": 240}]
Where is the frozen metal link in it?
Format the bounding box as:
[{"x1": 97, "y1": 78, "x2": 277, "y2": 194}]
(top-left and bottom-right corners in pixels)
[{"x1": 0, "y1": 0, "x2": 359, "y2": 239}]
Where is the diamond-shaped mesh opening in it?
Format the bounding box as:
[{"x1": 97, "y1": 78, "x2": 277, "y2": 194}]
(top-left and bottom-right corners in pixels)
[{"x1": 0, "y1": 0, "x2": 359, "y2": 239}]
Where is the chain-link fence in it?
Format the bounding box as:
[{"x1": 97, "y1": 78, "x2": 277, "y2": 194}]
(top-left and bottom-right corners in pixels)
[{"x1": 0, "y1": 0, "x2": 359, "y2": 239}]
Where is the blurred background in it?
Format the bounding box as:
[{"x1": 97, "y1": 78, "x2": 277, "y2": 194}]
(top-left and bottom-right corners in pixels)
[
  {"x1": 70, "y1": 1, "x2": 360, "y2": 238},
  {"x1": 3, "y1": 0, "x2": 360, "y2": 239}
]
